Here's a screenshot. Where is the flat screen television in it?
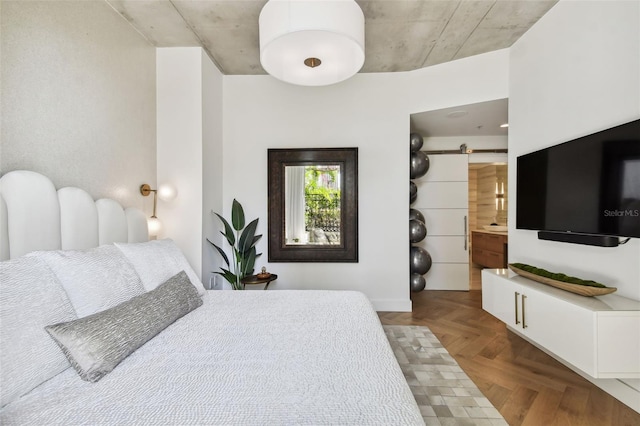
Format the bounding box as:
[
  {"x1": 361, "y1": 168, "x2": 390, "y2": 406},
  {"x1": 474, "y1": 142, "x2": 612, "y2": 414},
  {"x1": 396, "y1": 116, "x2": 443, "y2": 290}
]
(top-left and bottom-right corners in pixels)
[{"x1": 516, "y1": 118, "x2": 640, "y2": 244}]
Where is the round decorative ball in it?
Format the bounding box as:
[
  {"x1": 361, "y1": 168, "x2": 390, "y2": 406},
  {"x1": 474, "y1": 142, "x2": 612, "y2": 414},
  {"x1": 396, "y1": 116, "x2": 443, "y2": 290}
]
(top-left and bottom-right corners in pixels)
[
  {"x1": 409, "y1": 219, "x2": 427, "y2": 243},
  {"x1": 410, "y1": 181, "x2": 417, "y2": 204},
  {"x1": 409, "y1": 208, "x2": 425, "y2": 224},
  {"x1": 410, "y1": 151, "x2": 430, "y2": 179},
  {"x1": 410, "y1": 273, "x2": 426, "y2": 292},
  {"x1": 410, "y1": 133, "x2": 424, "y2": 153},
  {"x1": 410, "y1": 246, "x2": 433, "y2": 275}
]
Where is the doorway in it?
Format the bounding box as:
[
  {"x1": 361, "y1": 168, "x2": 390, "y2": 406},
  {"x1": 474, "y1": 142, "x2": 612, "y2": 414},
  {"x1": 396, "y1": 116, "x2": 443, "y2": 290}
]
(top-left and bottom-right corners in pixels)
[
  {"x1": 410, "y1": 98, "x2": 508, "y2": 291},
  {"x1": 468, "y1": 163, "x2": 508, "y2": 290}
]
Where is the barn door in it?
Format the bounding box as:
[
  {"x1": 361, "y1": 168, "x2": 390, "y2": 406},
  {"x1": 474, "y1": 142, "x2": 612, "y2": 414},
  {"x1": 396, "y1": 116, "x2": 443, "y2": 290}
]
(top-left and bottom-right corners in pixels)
[{"x1": 413, "y1": 154, "x2": 469, "y2": 290}]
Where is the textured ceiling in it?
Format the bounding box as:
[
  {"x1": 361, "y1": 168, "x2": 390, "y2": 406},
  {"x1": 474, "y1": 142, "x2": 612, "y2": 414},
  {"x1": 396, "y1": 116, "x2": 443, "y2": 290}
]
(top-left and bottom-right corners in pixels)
[{"x1": 107, "y1": 0, "x2": 558, "y2": 75}]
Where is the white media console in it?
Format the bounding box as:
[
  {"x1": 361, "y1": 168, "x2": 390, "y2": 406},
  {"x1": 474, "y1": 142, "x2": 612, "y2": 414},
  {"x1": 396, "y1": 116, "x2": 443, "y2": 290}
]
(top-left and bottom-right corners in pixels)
[{"x1": 482, "y1": 269, "x2": 640, "y2": 379}]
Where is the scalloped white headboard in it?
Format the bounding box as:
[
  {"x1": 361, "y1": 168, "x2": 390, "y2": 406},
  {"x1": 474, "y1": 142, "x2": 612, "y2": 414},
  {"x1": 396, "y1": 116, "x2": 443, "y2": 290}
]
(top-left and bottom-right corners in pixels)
[{"x1": 0, "y1": 170, "x2": 149, "y2": 260}]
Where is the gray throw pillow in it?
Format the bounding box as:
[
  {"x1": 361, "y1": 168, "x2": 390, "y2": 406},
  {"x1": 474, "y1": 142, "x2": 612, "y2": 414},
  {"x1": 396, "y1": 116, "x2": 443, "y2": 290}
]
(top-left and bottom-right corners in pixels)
[{"x1": 45, "y1": 271, "x2": 203, "y2": 383}]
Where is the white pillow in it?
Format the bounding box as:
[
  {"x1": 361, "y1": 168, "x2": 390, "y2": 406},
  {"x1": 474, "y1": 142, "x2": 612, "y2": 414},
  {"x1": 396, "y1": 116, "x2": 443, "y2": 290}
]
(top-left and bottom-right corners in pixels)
[
  {"x1": 114, "y1": 239, "x2": 206, "y2": 296},
  {"x1": 0, "y1": 256, "x2": 77, "y2": 407},
  {"x1": 34, "y1": 245, "x2": 146, "y2": 318}
]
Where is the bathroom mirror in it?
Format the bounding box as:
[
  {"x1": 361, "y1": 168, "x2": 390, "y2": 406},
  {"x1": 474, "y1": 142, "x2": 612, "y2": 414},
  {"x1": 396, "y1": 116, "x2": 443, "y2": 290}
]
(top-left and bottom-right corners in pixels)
[{"x1": 268, "y1": 148, "x2": 358, "y2": 262}]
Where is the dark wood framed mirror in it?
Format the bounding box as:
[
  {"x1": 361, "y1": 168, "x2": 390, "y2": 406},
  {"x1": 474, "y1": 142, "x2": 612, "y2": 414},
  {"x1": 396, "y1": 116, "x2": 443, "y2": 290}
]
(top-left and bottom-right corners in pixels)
[{"x1": 268, "y1": 148, "x2": 358, "y2": 262}]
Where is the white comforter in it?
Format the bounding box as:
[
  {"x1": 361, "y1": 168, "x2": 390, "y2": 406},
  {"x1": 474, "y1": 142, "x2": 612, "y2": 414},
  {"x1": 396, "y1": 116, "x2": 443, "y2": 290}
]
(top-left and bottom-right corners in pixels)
[{"x1": 1, "y1": 290, "x2": 424, "y2": 425}]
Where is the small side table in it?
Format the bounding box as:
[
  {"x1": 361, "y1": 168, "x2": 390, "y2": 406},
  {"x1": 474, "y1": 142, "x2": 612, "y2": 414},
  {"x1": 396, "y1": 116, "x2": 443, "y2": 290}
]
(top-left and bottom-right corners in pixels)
[{"x1": 241, "y1": 274, "x2": 278, "y2": 290}]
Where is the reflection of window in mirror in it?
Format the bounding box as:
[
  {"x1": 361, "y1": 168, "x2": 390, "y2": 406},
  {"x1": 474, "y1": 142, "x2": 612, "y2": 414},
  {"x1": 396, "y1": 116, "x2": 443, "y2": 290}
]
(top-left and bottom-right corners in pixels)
[
  {"x1": 268, "y1": 147, "x2": 357, "y2": 263},
  {"x1": 285, "y1": 165, "x2": 341, "y2": 246}
]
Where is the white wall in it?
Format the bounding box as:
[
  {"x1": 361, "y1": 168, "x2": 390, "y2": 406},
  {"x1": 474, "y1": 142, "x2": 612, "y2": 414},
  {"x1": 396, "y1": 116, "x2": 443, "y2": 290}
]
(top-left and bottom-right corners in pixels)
[
  {"x1": 157, "y1": 48, "x2": 224, "y2": 281},
  {"x1": 509, "y1": 0, "x2": 640, "y2": 409},
  {"x1": 509, "y1": 0, "x2": 640, "y2": 301},
  {"x1": 201, "y1": 51, "x2": 225, "y2": 285},
  {"x1": 222, "y1": 50, "x2": 509, "y2": 311},
  {"x1": 1, "y1": 0, "x2": 156, "y2": 209}
]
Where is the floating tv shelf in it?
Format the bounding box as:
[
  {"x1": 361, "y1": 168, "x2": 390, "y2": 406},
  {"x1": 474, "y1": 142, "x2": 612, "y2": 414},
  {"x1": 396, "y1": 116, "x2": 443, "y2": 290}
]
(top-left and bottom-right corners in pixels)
[{"x1": 482, "y1": 269, "x2": 640, "y2": 379}]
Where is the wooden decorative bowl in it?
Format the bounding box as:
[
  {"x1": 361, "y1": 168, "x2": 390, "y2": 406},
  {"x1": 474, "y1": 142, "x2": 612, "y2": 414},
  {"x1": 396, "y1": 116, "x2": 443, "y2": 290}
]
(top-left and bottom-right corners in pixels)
[{"x1": 508, "y1": 264, "x2": 617, "y2": 297}]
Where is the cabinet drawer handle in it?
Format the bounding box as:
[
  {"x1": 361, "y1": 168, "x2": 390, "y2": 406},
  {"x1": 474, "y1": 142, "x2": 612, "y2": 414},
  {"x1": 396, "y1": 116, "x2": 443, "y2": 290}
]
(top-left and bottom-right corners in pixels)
[
  {"x1": 514, "y1": 292, "x2": 520, "y2": 325},
  {"x1": 522, "y1": 294, "x2": 528, "y2": 329}
]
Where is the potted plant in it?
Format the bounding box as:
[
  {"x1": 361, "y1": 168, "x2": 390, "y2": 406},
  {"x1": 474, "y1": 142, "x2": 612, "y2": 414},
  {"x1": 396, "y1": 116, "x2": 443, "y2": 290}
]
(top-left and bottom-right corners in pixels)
[{"x1": 208, "y1": 199, "x2": 262, "y2": 290}]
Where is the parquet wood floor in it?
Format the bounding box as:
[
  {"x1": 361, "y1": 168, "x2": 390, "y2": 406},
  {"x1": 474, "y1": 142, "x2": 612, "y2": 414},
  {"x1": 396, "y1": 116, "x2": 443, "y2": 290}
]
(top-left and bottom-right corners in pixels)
[{"x1": 379, "y1": 290, "x2": 640, "y2": 426}]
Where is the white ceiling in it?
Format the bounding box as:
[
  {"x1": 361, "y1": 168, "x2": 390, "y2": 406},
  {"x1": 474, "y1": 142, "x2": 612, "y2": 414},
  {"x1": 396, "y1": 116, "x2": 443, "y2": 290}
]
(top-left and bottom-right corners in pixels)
[{"x1": 410, "y1": 98, "x2": 508, "y2": 137}]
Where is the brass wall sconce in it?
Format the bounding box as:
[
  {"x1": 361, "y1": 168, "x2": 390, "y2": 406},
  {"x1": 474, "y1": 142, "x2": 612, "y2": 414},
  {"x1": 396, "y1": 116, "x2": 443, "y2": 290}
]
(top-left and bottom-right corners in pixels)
[{"x1": 139, "y1": 183, "x2": 177, "y2": 236}]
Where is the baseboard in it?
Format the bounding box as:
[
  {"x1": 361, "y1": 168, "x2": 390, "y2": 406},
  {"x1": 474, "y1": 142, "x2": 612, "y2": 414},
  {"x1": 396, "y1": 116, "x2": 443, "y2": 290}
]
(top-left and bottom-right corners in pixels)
[
  {"x1": 370, "y1": 298, "x2": 412, "y2": 312},
  {"x1": 508, "y1": 326, "x2": 640, "y2": 413}
]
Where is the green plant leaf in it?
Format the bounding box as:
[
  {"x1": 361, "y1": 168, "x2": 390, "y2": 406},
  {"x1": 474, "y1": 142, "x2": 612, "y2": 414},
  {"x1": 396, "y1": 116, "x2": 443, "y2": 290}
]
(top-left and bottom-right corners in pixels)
[
  {"x1": 215, "y1": 269, "x2": 237, "y2": 286},
  {"x1": 207, "y1": 239, "x2": 230, "y2": 268},
  {"x1": 250, "y1": 235, "x2": 262, "y2": 248},
  {"x1": 239, "y1": 246, "x2": 258, "y2": 277},
  {"x1": 231, "y1": 199, "x2": 245, "y2": 231},
  {"x1": 239, "y1": 218, "x2": 259, "y2": 254},
  {"x1": 215, "y1": 213, "x2": 235, "y2": 246}
]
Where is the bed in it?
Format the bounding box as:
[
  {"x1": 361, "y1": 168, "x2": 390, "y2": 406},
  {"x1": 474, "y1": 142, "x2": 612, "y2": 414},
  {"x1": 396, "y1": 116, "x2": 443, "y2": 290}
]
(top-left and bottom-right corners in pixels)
[{"x1": 0, "y1": 170, "x2": 424, "y2": 425}]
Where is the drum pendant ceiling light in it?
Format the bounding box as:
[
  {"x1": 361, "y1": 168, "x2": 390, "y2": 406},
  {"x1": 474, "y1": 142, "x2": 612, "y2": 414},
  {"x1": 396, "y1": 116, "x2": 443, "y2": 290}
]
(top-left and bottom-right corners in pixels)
[{"x1": 259, "y1": 0, "x2": 365, "y2": 86}]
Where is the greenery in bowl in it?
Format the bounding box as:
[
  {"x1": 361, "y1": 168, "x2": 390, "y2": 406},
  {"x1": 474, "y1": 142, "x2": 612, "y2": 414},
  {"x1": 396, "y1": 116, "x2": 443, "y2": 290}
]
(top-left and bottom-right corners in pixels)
[
  {"x1": 510, "y1": 263, "x2": 606, "y2": 288},
  {"x1": 208, "y1": 199, "x2": 262, "y2": 290}
]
